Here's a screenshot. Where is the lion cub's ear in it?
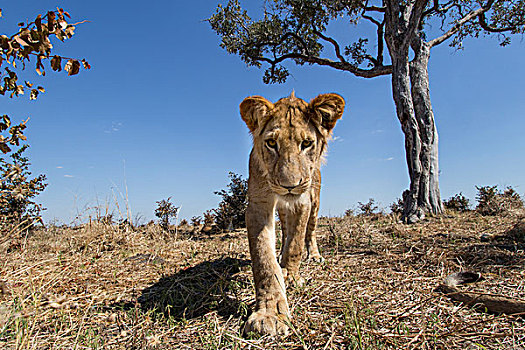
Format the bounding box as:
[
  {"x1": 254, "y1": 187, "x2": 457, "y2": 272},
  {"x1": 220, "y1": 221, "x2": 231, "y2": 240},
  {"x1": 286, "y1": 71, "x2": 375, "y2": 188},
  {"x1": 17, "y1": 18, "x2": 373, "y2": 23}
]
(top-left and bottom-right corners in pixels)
[
  {"x1": 240, "y1": 96, "x2": 274, "y2": 134},
  {"x1": 309, "y1": 93, "x2": 345, "y2": 133}
]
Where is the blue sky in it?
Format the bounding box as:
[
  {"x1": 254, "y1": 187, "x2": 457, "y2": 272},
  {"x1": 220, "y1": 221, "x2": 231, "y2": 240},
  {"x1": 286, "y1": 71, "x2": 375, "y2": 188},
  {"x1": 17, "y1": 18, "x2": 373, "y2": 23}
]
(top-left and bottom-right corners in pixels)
[{"x1": 2, "y1": 1, "x2": 524, "y2": 224}]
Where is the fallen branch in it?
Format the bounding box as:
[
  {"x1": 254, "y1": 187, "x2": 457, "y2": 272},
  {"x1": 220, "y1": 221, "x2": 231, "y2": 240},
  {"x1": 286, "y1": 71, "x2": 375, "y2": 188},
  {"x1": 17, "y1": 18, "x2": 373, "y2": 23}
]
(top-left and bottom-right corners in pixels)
[{"x1": 436, "y1": 272, "x2": 525, "y2": 315}]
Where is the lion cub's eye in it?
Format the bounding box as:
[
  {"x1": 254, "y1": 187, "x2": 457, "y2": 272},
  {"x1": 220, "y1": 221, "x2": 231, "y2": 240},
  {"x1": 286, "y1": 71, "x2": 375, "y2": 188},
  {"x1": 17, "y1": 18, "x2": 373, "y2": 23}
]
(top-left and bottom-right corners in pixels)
[
  {"x1": 266, "y1": 139, "x2": 278, "y2": 149},
  {"x1": 301, "y1": 140, "x2": 313, "y2": 150}
]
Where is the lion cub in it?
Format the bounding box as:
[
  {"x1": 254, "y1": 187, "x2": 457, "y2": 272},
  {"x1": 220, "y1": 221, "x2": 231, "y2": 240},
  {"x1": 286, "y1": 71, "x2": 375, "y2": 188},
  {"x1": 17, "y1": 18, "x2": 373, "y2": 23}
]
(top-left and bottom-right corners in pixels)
[{"x1": 240, "y1": 92, "x2": 344, "y2": 336}]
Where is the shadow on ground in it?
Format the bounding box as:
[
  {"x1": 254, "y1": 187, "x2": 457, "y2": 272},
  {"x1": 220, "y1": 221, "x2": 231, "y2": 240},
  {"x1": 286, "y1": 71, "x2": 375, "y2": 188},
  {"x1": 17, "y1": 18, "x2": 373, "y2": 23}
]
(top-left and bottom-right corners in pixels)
[
  {"x1": 455, "y1": 220, "x2": 525, "y2": 271},
  {"x1": 137, "y1": 257, "x2": 251, "y2": 320}
]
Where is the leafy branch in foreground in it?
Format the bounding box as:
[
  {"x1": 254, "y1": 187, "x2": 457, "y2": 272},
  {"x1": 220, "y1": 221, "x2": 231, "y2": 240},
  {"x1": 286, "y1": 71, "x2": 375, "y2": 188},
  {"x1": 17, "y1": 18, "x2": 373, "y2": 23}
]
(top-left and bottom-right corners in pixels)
[
  {"x1": 0, "y1": 8, "x2": 90, "y2": 234},
  {"x1": 0, "y1": 7, "x2": 90, "y2": 155}
]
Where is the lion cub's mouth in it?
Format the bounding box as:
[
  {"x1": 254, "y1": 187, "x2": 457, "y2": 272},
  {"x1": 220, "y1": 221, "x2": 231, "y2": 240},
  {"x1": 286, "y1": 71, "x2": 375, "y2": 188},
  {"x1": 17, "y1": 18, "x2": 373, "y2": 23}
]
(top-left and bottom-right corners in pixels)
[{"x1": 268, "y1": 180, "x2": 309, "y2": 196}]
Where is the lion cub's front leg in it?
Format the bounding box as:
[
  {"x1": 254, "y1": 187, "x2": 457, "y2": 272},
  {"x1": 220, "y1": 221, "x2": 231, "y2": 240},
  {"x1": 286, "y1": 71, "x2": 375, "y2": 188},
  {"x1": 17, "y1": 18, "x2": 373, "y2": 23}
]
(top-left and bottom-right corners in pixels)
[
  {"x1": 280, "y1": 201, "x2": 311, "y2": 286},
  {"x1": 244, "y1": 200, "x2": 290, "y2": 337}
]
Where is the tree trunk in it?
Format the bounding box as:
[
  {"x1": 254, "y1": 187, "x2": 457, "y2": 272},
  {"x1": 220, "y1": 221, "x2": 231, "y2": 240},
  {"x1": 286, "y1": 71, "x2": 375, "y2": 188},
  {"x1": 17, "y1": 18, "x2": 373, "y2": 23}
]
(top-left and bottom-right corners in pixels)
[
  {"x1": 384, "y1": 7, "x2": 444, "y2": 224},
  {"x1": 409, "y1": 38, "x2": 444, "y2": 219}
]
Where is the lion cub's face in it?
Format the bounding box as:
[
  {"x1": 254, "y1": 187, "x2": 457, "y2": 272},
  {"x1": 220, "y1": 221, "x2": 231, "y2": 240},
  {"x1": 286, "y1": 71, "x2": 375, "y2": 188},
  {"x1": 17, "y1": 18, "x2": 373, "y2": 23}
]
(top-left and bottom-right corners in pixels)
[{"x1": 240, "y1": 93, "x2": 345, "y2": 197}]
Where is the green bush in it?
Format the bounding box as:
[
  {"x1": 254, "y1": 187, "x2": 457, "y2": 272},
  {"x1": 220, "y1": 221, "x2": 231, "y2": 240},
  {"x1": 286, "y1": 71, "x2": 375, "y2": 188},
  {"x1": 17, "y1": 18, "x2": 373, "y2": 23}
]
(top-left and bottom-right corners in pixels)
[
  {"x1": 154, "y1": 197, "x2": 179, "y2": 231},
  {"x1": 214, "y1": 172, "x2": 248, "y2": 231},
  {"x1": 0, "y1": 145, "x2": 47, "y2": 232},
  {"x1": 357, "y1": 198, "x2": 378, "y2": 216},
  {"x1": 444, "y1": 192, "x2": 470, "y2": 212}
]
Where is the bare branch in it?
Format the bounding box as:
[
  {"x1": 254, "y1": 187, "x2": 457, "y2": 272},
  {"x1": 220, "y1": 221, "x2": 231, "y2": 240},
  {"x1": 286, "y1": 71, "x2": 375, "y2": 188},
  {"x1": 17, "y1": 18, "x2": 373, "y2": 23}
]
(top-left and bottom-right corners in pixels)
[
  {"x1": 312, "y1": 30, "x2": 347, "y2": 63},
  {"x1": 423, "y1": 0, "x2": 442, "y2": 18},
  {"x1": 422, "y1": 0, "x2": 465, "y2": 18},
  {"x1": 364, "y1": 5, "x2": 386, "y2": 13},
  {"x1": 428, "y1": 5, "x2": 488, "y2": 47},
  {"x1": 376, "y1": 19, "x2": 385, "y2": 66},
  {"x1": 362, "y1": 0, "x2": 386, "y2": 13},
  {"x1": 360, "y1": 11, "x2": 386, "y2": 67},
  {"x1": 362, "y1": 13, "x2": 381, "y2": 26}
]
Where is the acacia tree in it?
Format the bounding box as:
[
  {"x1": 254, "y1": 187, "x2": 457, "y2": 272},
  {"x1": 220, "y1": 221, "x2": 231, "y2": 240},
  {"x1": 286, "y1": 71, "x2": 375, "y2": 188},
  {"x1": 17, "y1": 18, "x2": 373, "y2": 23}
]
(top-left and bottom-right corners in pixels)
[
  {"x1": 209, "y1": 0, "x2": 525, "y2": 223},
  {"x1": 1, "y1": 7, "x2": 89, "y2": 231}
]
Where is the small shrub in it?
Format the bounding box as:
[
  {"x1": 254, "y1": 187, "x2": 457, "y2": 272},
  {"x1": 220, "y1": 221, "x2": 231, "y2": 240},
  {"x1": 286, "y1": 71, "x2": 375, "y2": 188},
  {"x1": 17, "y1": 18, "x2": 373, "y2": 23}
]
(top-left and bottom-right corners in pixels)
[
  {"x1": 214, "y1": 172, "x2": 248, "y2": 231},
  {"x1": 389, "y1": 197, "x2": 404, "y2": 215},
  {"x1": 476, "y1": 185, "x2": 524, "y2": 216},
  {"x1": 179, "y1": 219, "x2": 188, "y2": 226},
  {"x1": 99, "y1": 214, "x2": 114, "y2": 225},
  {"x1": 154, "y1": 197, "x2": 179, "y2": 231},
  {"x1": 203, "y1": 210, "x2": 215, "y2": 226},
  {"x1": 344, "y1": 208, "x2": 355, "y2": 217},
  {"x1": 444, "y1": 192, "x2": 470, "y2": 212},
  {"x1": 202, "y1": 210, "x2": 215, "y2": 233},
  {"x1": 191, "y1": 216, "x2": 202, "y2": 226},
  {"x1": 357, "y1": 198, "x2": 378, "y2": 216}
]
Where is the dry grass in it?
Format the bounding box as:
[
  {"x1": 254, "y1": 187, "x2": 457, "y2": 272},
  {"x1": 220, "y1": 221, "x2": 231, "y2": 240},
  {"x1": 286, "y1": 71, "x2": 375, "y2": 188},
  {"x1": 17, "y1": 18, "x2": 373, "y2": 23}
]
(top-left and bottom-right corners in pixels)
[{"x1": 1, "y1": 212, "x2": 524, "y2": 349}]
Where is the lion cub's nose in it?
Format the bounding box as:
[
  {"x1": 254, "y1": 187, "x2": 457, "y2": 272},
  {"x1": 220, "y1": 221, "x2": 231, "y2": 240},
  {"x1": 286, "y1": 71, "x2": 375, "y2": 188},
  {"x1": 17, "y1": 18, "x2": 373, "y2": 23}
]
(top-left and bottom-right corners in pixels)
[{"x1": 280, "y1": 179, "x2": 302, "y2": 191}]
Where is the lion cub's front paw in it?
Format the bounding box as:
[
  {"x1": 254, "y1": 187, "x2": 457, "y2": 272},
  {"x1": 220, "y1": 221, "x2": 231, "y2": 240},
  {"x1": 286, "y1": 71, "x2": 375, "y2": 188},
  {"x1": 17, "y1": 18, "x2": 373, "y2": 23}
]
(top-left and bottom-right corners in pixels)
[
  {"x1": 281, "y1": 267, "x2": 305, "y2": 288},
  {"x1": 244, "y1": 310, "x2": 290, "y2": 337},
  {"x1": 307, "y1": 253, "x2": 325, "y2": 263}
]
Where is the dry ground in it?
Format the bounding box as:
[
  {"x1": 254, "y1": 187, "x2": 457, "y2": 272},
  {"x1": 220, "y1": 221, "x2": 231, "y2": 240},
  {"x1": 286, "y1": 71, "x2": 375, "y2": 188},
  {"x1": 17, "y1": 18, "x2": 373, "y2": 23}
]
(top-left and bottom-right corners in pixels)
[{"x1": 1, "y1": 212, "x2": 524, "y2": 349}]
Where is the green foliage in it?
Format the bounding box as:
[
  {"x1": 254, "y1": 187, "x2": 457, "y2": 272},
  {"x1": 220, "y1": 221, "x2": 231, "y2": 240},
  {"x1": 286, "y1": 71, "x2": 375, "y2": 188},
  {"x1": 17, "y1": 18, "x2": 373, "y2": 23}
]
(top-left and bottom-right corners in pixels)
[
  {"x1": 208, "y1": 0, "x2": 328, "y2": 84},
  {"x1": 0, "y1": 145, "x2": 47, "y2": 231},
  {"x1": 154, "y1": 198, "x2": 179, "y2": 230},
  {"x1": 476, "y1": 185, "x2": 524, "y2": 216},
  {"x1": 444, "y1": 192, "x2": 471, "y2": 212},
  {"x1": 209, "y1": 0, "x2": 525, "y2": 84},
  {"x1": 357, "y1": 198, "x2": 378, "y2": 216},
  {"x1": 213, "y1": 172, "x2": 248, "y2": 231}
]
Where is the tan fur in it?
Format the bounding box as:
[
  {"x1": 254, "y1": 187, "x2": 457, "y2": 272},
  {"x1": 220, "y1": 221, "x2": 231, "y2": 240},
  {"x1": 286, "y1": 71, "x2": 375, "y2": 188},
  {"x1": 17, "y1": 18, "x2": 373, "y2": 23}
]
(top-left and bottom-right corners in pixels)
[{"x1": 240, "y1": 92, "x2": 345, "y2": 336}]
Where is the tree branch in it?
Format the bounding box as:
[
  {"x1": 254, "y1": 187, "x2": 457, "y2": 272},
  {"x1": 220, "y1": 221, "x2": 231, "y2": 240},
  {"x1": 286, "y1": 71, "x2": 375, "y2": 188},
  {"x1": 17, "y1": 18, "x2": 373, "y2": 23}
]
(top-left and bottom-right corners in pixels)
[
  {"x1": 362, "y1": 0, "x2": 386, "y2": 13},
  {"x1": 358, "y1": 0, "x2": 386, "y2": 13},
  {"x1": 423, "y1": 0, "x2": 442, "y2": 18},
  {"x1": 384, "y1": 0, "x2": 400, "y2": 30},
  {"x1": 258, "y1": 52, "x2": 392, "y2": 78},
  {"x1": 478, "y1": 12, "x2": 518, "y2": 32},
  {"x1": 252, "y1": 31, "x2": 312, "y2": 58},
  {"x1": 312, "y1": 30, "x2": 347, "y2": 63},
  {"x1": 358, "y1": 10, "x2": 386, "y2": 68},
  {"x1": 377, "y1": 19, "x2": 385, "y2": 66},
  {"x1": 362, "y1": 13, "x2": 381, "y2": 26},
  {"x1": 427, "y1": 4, "x2": 488, "y2": 47},
  {"x1": 404, "y1": 0, "x2": 431, "y2": 47}
]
